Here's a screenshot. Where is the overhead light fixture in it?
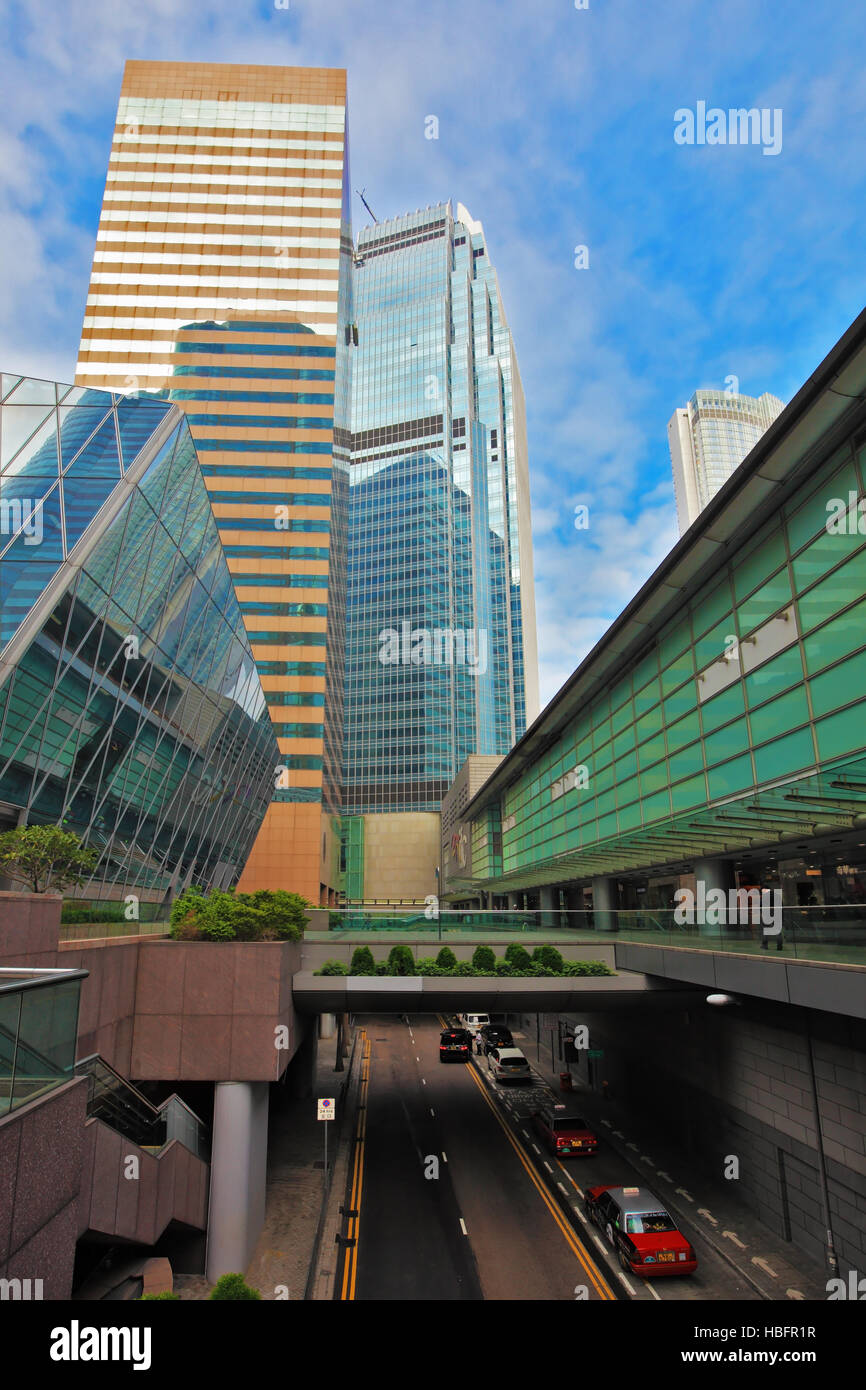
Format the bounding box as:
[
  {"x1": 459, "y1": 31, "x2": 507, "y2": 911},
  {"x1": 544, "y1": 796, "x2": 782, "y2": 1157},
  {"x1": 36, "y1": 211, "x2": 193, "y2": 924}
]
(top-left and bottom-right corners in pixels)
[{"x1": 706, "y1": 993, "x2": 737, "y2": 1007}]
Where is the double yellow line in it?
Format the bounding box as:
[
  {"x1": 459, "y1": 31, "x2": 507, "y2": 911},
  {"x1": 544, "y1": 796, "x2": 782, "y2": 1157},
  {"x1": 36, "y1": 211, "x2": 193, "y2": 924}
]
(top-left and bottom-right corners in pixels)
[
  {"x1": 463, "y1": 1053, "x2": 616, "y2": 1301},
  {"x1": 339, "y1": 1031, "x2": 370, "y2": 1300}
]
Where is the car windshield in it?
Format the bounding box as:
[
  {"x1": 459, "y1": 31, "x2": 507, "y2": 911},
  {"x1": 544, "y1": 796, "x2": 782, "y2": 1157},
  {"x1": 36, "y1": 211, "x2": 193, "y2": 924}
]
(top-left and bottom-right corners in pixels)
[
  {"x1": 625, "y1": 1211, "x2": 677, "y2": 1234},
  {"x1": 553, "y1": 1116, "x2": 588, "y2": 1130}
]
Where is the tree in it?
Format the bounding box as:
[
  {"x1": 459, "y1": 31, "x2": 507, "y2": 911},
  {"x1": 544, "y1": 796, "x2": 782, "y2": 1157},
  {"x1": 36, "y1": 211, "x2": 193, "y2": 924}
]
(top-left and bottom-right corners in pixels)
[
  {"x1": 349, "y1": 946, "x2": 376, "y2": 975},
  {"x1": 435, "y1": 945, "x2": 457, "y2": 970},
  {"x1": 505, "y1": 942, "x2": 532, "y2": 971},
  {"x1": 471, "y1": 945, "x2": 496, "y2": 972},
  {"x1": 387, "y1": 944, "x2": 416, "y2": 976},
  {"x1": 0, "y1": 825, "x2": 97, "y2": 894}
]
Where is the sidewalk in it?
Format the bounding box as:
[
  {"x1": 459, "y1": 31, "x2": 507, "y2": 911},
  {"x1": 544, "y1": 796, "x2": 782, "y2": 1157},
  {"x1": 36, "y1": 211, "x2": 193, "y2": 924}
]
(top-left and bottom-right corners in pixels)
[
  {"x1": 174, "y1": 1026, "x2": 356, "y2": 1301},
  {"x1": 515, "y1": 1029, "x2": 831, "y2": 1301}
]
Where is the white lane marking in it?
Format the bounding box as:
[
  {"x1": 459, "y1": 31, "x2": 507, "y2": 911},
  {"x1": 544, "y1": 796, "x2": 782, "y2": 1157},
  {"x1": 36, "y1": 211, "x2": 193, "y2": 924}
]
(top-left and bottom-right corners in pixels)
[
  {"x1": 618, "y1": 1272, "x2": 637, "y2": 1295},
  {"x1": 421, "y1": 1078, "x2": 426, "y2": 1086},
  {"x1": 592, "y1": 1235, "x2": 607, "y2": 1254},
  {"x1": 787, "y1": 1288, "x2": 806, "y2": 1300},
  {"x1": 441, "y1": 1152, "x2": 448, "y2": 1163},
  {"x1": 543, "y1": 1162, "x2": 553, "y2": 1174},
  {"x1": 601, "y1": 1119, "x2": 613, "y2": 1128},
  {"x1": 723, "y1": 1230, "x2": 747, "y2": 1249},
  {"x1": 612, "y1": 1129, "x2": 625, "y2": 1139},
  {"x1": 675, "y1": 1187, "x2": 694, "y2": 1203},
  {"x1": 430, "y1": 1108, "x2": 435, "y2": 1117},
  {"x1": 639, "y1": 1154, "x2": 654, "y2": 1165},
  {"x1": 647, "y1": 1281, "x2": 662, "y2": 1301},
  {"x1": 752, "y1": 1257, "x2": 778, "y2": 1278},
  {"x1": 459, "y1": 1218, "x2": 468, "y2": 1236},
  {"x1": 416, "y1": 1056, "x2": 420, "y2": 1062},
  {"x1": 557, "y1": 1182, "x2": 568, "y2": 1194},
  {"x1": 697, "y1": 1207, "x2": 718, "y2": 1225},
  {"x1": 521, "y1": 1128, "x2": 531, "y2": 1138},
  {"x1": 531, "y1": 1144, "x2": 541, "y2": 1155},
  {"x1": 626, "y1": 1142, "x2": 638, "y2": 1151}
]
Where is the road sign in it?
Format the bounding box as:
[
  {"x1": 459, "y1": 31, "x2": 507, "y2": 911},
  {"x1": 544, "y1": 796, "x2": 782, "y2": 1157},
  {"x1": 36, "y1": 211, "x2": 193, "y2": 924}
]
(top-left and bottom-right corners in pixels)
[
  {"x1": 588, "y1": 1049, "x2": 604, "y2": 1058},
  {"x1": 317, "y1": 1098, "x2": 336, "y2": 1121}
]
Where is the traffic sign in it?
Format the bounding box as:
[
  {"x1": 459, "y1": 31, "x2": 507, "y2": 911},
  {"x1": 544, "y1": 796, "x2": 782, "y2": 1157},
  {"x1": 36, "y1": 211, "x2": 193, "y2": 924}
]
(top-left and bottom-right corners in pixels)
[{"x1": 317, "y1": 1098, "x2": 336, "y2": 1121}]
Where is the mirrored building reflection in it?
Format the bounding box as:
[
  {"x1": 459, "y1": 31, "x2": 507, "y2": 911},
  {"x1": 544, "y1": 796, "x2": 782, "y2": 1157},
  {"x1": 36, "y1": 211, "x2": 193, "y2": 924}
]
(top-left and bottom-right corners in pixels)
[{"x1": 0, "y1": 375, "x2": 279, "y2": 906}]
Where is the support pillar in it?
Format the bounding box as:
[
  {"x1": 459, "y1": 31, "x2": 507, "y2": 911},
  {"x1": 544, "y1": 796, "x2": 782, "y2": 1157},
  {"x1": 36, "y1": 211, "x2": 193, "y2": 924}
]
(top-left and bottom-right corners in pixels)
[
  {"x1": 693, "y1": 857, "x2": 735, "y2": 937},
  {"x1": 319, "y1": 1013, "x2": 336, "y2": 1039},
  {"x1": 539, "y1": 885, "x2": 559, "y2": 932},
  {"x1": 591, "y1": 876, "x2": 618, "y2": 932},
  {"x1": 206, "y1": 1081, "x2": 269, "y2": 1283}
]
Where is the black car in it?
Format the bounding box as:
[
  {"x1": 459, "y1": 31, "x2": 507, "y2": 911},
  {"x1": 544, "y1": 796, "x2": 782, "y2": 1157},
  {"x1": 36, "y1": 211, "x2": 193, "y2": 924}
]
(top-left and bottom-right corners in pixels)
[
  {"x1": 439, "y1": 1028, "x2": 473, "y2": 1062},
  {"x1": 479, "y1": 1023, "x2": 514, "y2": 1054}
]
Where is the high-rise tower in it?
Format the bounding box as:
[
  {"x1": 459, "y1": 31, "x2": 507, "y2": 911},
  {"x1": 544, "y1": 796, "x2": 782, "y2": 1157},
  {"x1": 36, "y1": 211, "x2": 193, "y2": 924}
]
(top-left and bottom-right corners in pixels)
[
  {"x1": 75, "y1": 61, "x2": 354, "y2": 903},
  {"x1": 668, "y1": 389, "x2": 784, "y2": 534},
  {"x1": 341, "y1": 202, "x2": 538, "y2": 900}
]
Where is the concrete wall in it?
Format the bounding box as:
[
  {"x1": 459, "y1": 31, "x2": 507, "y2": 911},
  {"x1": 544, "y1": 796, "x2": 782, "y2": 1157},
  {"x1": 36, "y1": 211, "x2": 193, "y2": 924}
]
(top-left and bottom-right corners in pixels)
[
  {"x1": 554, "y1": 999, "x2": 866, "y2": 1277},
  {"x1": 0, "y1": 891, "x2": 62, "y2": 966},
  {"x1": 0, "y1": 1077, "x2": 88, "y2": 1300}
]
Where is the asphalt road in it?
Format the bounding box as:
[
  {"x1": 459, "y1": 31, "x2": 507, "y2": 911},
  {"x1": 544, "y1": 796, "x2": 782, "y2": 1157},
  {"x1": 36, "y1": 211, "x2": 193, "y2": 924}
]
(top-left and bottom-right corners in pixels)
[{"x1": 344, "y1": 1013, "x2": 616, "y2": 1301}]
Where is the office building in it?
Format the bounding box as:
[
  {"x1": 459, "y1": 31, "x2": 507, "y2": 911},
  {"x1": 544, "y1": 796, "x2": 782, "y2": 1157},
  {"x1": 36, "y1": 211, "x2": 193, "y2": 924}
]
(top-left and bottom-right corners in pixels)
[
  {"x1": 0, "y1": 375, "x2": 279, "y2": 902},
  {"x1": 669, "y1": 388, "x2": 784, "y2": 533},
  {"x1": 341, "y1": 203, "x2": 538, "y2": 899},
  {"x1": 75, "y1": 61, "x2": 354, "y2": 904}
]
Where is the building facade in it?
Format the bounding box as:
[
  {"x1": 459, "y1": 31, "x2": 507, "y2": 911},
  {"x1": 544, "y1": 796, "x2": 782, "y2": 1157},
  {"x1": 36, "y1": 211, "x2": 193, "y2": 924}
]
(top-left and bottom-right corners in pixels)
[
  {"x1": 341, "y1": 203, "x2": 538, "y2": 899},
  {"x1": 669, "y1": 388, "x2": 784, "y2": 534},
  {"x1": 0, "y1": 375, "x2": 278, "y2": 904},
  {"x1": 74, "y1": 61, "x2": 354, "y2": 904}
]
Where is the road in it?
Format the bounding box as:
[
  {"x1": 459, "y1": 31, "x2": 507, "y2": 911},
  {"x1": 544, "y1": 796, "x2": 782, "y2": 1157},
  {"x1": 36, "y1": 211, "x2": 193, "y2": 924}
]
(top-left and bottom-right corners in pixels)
[{"x1": 336, "y1": 1013, "x2": 762, "y2": 1301}]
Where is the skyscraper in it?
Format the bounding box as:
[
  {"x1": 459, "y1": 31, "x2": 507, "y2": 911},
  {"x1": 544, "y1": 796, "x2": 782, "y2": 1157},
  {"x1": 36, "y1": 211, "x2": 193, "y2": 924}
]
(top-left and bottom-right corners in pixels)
[
  {"x1": 75, "y1": 61, "x2": 354, "y2": 904},
  {"x1": 668, "y1": 389, "x2": 784, "y2": 534},
  {"x1": 341, "y1": 203, "x2": 538, "y2": 900}
]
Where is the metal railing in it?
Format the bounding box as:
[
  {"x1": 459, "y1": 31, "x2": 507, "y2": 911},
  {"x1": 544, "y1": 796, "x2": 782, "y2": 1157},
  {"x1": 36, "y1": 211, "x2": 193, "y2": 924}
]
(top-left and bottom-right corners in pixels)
[{"x1": 74, "y1": 1053, "x2": 209, "y2": 1159}]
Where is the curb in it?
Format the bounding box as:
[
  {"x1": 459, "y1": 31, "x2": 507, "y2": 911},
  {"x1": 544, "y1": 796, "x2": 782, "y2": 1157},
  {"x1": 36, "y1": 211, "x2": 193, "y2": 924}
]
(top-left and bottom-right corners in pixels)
[{"x1": 304, "y1": 1030, "x2": 361, "y2": 1300}]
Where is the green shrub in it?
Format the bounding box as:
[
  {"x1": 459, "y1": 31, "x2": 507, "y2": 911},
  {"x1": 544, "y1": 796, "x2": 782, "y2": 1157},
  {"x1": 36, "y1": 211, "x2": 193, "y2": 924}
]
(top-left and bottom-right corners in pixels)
[
  {"x1": 139, "y1": 1290, "x2": 180, "y2": 1300},
  {"x1": 349, "y1": 945, "x2": 376, "y2": 975},
  {"x1": 532, "y1": 944, "x2": 564, "y2": 973},
  {"x1": 61, "y1": 902, "x2": 126, "y2": 924},
  {"x1": 495, "y1": 958, "x2": 514, "y2": 976},
  {"x1": 328, "y1": 910, "x2": 342, "y2": 928},
  {"x1": 452, "y1": 960, "x2": 477, "y2": 977},
  {"x1": 562, "y1": 959, "x2": 615, "y2": 976},
  {"x1": 435, "y1": 946, "x2": 457, "y2": 970},
  {"x1": 247, "y1": 889, "x2": 310, "y2": 940},
  {"x1": 471, "y1": 945, "x2": 496, "y2": 972},
  {"x1": 170, "y1": 887, "x2": 310, "y2": 942},
  {"x1": 415, "y1": 957, "x2": 443, "y2": 975},
  {"x1": 387, "y1": 944, "x2": 416, "y2": 976},
  {"x1": 209, "y1": 1273, "x2": 262, "y2": 1300},
  {"x1": 505, "y1": 942, "x2": 532, "y2": 970},
  {"x1": 375, "y1": 962, "x2": 390, "y2": 976},
  {"x1": 316, "y1": 959, "x2": 348, "y2": 976}
]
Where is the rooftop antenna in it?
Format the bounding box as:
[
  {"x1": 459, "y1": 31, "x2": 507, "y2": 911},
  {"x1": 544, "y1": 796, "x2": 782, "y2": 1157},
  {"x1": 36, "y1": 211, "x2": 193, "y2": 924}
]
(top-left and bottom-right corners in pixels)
[{"x1": 355, "y1": 187, "x2": 379, "y2": 224}]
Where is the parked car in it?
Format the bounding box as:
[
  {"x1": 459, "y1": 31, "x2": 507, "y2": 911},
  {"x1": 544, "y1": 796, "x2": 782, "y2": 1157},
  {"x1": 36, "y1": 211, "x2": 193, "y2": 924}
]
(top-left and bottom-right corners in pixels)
[
  {"x1": 531, "y1": 1103, "x2": 598, "y2": 1156},
  {"x1": 487, "y1": 1046, "x2": 532, "y2": 1084},
  {"x1": 584, "y1": 1185, "x2": 697, "y2": 1277},
  {"x1": 439, "y1": 1028, "x2": 473, "y2": 1062},
  {"x1": 479, "y1": 1023, "x2": 514, "y2": 1053}
]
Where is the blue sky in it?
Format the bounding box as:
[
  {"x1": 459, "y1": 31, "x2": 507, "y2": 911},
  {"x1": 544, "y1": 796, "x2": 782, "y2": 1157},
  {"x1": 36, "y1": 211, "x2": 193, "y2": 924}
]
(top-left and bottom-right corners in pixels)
[{"x1": 2, "y1": 0, "x2": 865, "y2": 708}]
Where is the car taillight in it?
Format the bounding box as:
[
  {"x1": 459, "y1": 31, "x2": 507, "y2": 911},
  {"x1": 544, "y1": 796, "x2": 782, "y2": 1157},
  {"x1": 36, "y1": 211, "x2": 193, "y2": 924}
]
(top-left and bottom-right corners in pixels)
[
  {"x1": 460, "y1": 1045, "x2": 467, "y2": 1050},
  {"x1": 556, "y1": 1138, "x2": 566, "y2": 1147}
]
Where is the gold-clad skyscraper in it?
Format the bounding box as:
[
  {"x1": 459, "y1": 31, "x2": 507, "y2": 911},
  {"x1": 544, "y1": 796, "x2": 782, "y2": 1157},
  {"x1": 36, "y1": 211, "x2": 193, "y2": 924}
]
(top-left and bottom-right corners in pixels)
[{"x1": 75, "y1": 61, "x2": 353, "y2": 902}]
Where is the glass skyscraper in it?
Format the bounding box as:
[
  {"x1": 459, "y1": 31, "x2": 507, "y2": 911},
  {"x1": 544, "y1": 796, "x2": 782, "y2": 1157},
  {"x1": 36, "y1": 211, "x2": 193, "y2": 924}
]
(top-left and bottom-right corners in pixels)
[
  {"x1": 341, "y1": 203, "x2": 538, "y2": 898},
  {"x1": 75, "y1": 61, "x2": 353, "y2": 904},
  {"x1": 0, "y1": 376, "x2": 278, "y2": 902},
  {"x1": 668, "y1": 389, "x2": 785, "y2": 534}
]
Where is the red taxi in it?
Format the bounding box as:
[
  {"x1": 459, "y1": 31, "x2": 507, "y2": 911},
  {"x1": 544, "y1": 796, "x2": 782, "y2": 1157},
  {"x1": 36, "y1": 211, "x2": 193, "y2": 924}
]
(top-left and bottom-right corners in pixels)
[
  {"x1": 584, "y1": 1185, "x2": 697, "y2": 1277},
  {"x1": 531, "y1": 1103, "x2": 598, "y2": 1157}
]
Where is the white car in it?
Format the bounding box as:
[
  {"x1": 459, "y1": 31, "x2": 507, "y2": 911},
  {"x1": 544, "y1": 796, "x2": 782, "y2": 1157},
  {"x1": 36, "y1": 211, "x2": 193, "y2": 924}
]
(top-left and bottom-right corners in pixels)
[{"x1": 488, "y1": 1046, "x2": 532, "y2": 1084}]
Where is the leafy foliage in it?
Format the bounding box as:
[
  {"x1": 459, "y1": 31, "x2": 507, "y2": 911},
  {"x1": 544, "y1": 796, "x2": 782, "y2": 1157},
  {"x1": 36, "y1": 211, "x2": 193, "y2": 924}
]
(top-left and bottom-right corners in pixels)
[
  {"x1": 139, "y1": 1290, "x2": 180, "y2": 1300},
  {"x1": 387, "y1": 944, "x2": 416, "y2": 976},
  {"x1": 349, "y1": 945, "x2": 376, "y2": 975},
  {"x1": 471, "y1": 945, "x2": 496, "y2": 972},
  {"x1": 435, "y1": 945, "x2": 457, "y2": 970},
  {"x1": 169, "y1": 887, "x2": 311, "y2": 942},
  {"x1": 504, "y1": 942, "x2": 532, "y2": 970},
  {"x1": 209, "y1": 1273, "x2": 262, "y2": 1300},
  {"x1": 532, "y1": 944, "x2": 564, "y2": 973},
  {"x1": 316, "y1": 959, "x2": 349, "y2": 975},
  {"x1": 0, "y1": 825, "x2": 97, "y2": 894}
]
